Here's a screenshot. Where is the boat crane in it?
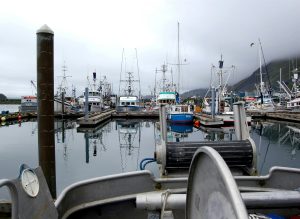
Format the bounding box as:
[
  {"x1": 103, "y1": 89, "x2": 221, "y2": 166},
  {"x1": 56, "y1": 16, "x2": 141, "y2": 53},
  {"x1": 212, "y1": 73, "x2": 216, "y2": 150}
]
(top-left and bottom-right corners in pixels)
[{"x1": 30, "y1": 80, "x2": 37, "y2": 95}]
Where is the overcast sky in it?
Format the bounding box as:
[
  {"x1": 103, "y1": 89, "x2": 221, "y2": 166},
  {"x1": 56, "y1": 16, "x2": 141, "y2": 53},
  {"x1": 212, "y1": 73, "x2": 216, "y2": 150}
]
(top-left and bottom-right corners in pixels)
[{"x1": 1, "y1": 0, "x2": 300, "y2": 98}]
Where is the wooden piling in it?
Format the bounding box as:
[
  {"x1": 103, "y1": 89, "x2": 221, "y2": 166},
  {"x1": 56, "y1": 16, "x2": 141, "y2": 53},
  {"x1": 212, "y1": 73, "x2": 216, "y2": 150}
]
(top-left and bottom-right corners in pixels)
[{"x1": 36, "y1": 24, "x2": 56, "y2": 198}]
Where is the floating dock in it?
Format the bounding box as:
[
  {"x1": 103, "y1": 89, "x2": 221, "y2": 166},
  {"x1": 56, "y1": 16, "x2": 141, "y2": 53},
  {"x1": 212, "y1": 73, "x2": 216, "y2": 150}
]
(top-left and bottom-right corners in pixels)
[
  {"x1": 0, "y1": 112, "x2": 36, "y2": 121},
  {"x1": 77, "y1": 110, "x2": 159, "y2": 127},
  {"x1": 194, "y1": 112, "x2": 223, "y2": 126},
  {"x1": 77, "y1": 110, "x2": 114, "y2": 127},
  {"x1": 112, "y1": 111, "x2": 158, "y2": 118}
]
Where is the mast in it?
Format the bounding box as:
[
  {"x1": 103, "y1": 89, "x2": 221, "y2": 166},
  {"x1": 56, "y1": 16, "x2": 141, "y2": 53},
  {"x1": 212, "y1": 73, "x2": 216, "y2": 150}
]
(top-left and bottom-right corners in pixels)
[
  {"x1": 177, "y1": 22, "x2": 180, "y2": 96},
  {"x1": 258, "y1": 39, "x2": 264, "y2": 104},
  {"x1": 218, "y1": 55, "x2": 224, "y2": 113},
  {"x1": 119, "y1": 49, "x2": 125, "y2": 97},
  {"x1": 58, "y1": 61, "x2": 71, "y2": 96},
  {"x1": 162, "y1": 64, "x2": 167, "y2": 92},
  {"x1": 218, "y1": 55, "x2": 224, "y2": 95},
  {"x1": 135, "y1": 48, "x2": 141, "y2": 101},
  {"x1": 258, "y1": 41, "x2": 263, "y2": 94}
]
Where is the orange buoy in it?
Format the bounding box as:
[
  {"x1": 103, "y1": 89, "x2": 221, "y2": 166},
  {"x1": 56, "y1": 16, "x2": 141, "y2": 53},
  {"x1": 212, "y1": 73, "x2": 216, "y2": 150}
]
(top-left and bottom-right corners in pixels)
[{"x1": 194, "y1": 120, "x2": 200, "y2": 127}]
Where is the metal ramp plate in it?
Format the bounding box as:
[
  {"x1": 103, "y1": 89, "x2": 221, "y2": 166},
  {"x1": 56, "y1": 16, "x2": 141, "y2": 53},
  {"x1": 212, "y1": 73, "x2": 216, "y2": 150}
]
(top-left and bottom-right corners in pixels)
[{"x1": 186, "y1": 146, "x2": 248, "y2": 219}]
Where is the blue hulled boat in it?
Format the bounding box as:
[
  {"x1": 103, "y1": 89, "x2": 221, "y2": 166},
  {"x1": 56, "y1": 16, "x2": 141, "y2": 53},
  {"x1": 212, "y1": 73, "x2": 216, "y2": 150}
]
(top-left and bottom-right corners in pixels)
[{"x1": 168, "y1": 104, "x2": 193, "y2": 124}]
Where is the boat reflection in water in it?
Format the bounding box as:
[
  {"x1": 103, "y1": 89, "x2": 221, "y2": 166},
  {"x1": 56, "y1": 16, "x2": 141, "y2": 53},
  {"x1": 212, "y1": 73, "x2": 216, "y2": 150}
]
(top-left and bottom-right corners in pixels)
[
  {"x1": 199, "y1": 126, "x2": 236, "y2": 141},
  {"x1": 116, "y1": 119, "x2": 141, "y2": 172},
  {"x1": 251, "y1": 120, "x2": 300, "y2": 174},
  {"x1": 55, "y1": 119, "x2": 77, "y2": 161},
  {"x1": 168, "y1": 123, "x2": 193, "y2": 142},
  {"x1": 77, "y1": 120, "x2": 112, "y2": 163}
]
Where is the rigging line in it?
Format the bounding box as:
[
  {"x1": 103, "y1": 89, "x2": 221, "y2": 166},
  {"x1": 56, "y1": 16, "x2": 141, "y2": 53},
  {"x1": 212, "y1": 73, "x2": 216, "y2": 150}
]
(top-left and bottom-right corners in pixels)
[
  {"x1": 171, "y1": 68, "x2": 174, "y2": 88},
  {"x1": 136, "y1": 122, "x2": 141, "y2": 171},
  {"x1": 204, "y1": 64, "x2": 215, "y2": 98},
  {"x1": 259, "y1": 126, "x2": 272, "y2": 174},
  {"x1": 222, "y1": 66, "x2": 235, "y2": 95},
  {"x1": 135, "y1": 48, "x2": 141, "y2": 100},
  {"x1": 119, "y1": 49, "x2": 124, "y2": 97},
  {"x1": 177, "y1": 22, "x2": 181, "y2": 95},
  {"x1": 118, "y1": 123, "x2": 125, "y2": 173}
]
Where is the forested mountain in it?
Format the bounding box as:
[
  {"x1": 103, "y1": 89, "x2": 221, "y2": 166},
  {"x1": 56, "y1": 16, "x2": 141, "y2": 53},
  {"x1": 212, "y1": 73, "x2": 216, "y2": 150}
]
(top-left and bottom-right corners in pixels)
[
  {"x1": 0, "y1": 94, "x2": 7, "y2": 100},
  {"x1": 181, "y1": 57, "x2": 300, "y2": 98}
]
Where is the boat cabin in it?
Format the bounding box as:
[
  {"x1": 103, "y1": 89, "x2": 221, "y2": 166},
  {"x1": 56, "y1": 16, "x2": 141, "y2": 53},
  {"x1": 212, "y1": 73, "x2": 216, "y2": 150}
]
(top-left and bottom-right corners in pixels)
[
  {"x1": 119, "y1": 96, "x2": 139, "y2": 106},
  {"x1": 287, "y1": 98, "x2": 300, "y2": 109},
  {"x1": 170, "y1": 104, "x2": 191, "y2": 113},
  {"x1": 157, "y1": 92, "x2": 176, "y2": 105}
]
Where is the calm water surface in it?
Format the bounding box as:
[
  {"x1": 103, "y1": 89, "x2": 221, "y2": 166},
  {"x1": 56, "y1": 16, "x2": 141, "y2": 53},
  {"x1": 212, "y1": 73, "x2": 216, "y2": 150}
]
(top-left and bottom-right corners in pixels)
[
  {"x1": 0, "y1": 104, "x2": 19, "y2": 113},
  {"x1": 0, "y1": 117, "x2": 300, "y2": 200}
]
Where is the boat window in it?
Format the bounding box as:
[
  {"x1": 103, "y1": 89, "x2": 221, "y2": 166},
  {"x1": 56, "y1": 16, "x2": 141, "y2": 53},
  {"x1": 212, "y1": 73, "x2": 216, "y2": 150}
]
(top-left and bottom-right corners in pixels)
[
  {"x1": 131, "y1": 102, "x2": 135, "y2": 105},
  {"x1": 182, "y1": 106, "x2": 188, "y2": 112},
  {"x1": 126, "y1": 102, "x2": 130, "y2": 106}
]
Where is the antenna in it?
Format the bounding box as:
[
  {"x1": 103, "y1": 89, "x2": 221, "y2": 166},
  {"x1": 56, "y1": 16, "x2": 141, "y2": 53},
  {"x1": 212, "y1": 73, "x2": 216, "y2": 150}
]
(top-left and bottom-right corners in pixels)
[
  {"x1": 58, "y1": 61, "x2": 72, "y2": 96},
  {"x1": 135, "y1": 48, "x2": 141, "y2": 100},
  {"x1": 177, "y1": 22, "x2": 181, "y2": 95}
]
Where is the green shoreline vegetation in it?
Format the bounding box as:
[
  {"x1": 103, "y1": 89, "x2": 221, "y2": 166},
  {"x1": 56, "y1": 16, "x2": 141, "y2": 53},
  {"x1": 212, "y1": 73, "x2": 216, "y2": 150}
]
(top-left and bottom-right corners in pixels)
[{"x1": 0, "y1": 99, "x2": 21, "y2": 104}]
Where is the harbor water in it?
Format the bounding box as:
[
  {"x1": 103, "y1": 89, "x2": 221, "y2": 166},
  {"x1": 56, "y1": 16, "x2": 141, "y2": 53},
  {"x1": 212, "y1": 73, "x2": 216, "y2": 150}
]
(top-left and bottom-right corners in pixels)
[
  {"x1": 0, "y1": 104, "x2": 19, "y2": 113},
  {"x1": 0, "y1": 111, "x2": 300, "y2": 200}
]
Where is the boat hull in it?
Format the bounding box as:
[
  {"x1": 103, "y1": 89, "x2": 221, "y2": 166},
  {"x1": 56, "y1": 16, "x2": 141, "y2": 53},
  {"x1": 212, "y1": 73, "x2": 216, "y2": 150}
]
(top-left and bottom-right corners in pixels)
[
  {"x1": 116, "y1": 105, "x2": 141, "y2": 112},
  {"x1": 168, "y1": 113, "x2": 194, "y2": 124}
]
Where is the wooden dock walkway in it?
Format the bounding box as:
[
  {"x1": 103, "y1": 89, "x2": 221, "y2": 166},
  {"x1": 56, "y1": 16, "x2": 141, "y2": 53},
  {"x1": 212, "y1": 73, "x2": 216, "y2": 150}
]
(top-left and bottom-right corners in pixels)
[
  {"x1": 77, "y1": 110, "x2": 159, "y2": 127},
  {"x1": 248, "y1": 110, "x2": 300, "y2": 123}
]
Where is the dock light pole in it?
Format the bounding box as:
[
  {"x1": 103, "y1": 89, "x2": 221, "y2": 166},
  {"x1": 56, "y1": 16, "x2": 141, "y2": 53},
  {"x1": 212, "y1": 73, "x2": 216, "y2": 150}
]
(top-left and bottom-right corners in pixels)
[{"x1": 36, "y1": 24, "x2": 56, "y2": 198}]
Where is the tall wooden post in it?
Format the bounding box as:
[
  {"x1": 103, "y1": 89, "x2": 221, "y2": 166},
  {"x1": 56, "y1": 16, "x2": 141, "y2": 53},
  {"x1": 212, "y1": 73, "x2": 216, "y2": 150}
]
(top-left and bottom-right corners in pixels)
[{"x1": 36, "y1": 24, "x2": 56, "y2": 198}]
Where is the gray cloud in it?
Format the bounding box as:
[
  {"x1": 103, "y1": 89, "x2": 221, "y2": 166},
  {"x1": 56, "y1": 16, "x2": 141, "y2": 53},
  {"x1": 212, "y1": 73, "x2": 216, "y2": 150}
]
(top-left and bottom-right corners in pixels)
[{"x1": 1, "y1": 0, "x2": 300, "y2": 98}]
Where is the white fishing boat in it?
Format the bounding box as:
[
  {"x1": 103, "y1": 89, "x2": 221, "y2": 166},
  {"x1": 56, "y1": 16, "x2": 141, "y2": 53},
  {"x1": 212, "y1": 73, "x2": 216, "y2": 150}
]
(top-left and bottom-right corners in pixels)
[
  {"x1": 284, "y1": 68, "x2": 300, "y2": 110},
  {"x1": 54, "y1": 64, "x2": 77, "y2": 113},
  {"x1": 82, "y1": 72, "x2": 103, "y2": 112},
  {"x1": 287, "y1": 97, "x2": 300, "y2": 109},
  {"x1": 19, "y1": 95, "x2": 37, "y2": 112},
  {"x1": 117, "y1": 71, "x2": 141, "y2": 112},
  {"x1": 19, "y1": 81, "x2": 38, "y2": 113},
  {"x1": 202, "y1": 56, "x2": 251, "y2": 125},
  {"x1": 247, "y1": 39, "x2": 275, "y2": 112},
  {"x1": 117, "y1": 49, "x2": 141, "y2": 112}
]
